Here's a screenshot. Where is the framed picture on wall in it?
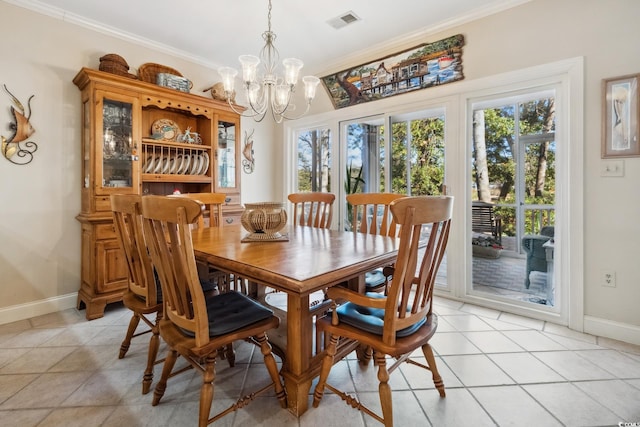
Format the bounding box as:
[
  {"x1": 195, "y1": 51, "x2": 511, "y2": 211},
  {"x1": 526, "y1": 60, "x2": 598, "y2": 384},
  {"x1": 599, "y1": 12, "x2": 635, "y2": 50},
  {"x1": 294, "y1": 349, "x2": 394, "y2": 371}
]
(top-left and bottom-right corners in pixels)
[{"x1": 602, "y1": 73, "x2": 640, "y2": 158}]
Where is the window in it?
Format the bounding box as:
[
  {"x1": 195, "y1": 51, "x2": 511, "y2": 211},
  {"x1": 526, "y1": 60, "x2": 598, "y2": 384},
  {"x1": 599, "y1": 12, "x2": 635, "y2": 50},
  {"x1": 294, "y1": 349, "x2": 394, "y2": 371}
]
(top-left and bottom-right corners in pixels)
[{"x1": 296, "y1": 128, "x2": 331, "y2": 192}]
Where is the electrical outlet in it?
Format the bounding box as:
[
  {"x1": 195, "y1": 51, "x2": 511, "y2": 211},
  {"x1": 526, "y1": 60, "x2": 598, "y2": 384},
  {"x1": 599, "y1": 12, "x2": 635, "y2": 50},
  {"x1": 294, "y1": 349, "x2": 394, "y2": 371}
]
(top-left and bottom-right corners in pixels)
[{"x1": 602, "y1": 270, "x2": 616, "y2": 287}]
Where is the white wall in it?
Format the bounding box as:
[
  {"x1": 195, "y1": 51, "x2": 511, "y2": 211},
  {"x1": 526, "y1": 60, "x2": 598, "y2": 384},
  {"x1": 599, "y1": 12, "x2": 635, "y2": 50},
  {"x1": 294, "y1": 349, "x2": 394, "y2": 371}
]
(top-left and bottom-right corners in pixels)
[
  {"x1": 304, "y1": 0, "x2": 640, "y2": 338},
  {"x1": 1, "y1": 0, "x2": 639, "y2": 343},
  {"x1": 0, "y1": 2, "x2": 278, "y2": 321}
]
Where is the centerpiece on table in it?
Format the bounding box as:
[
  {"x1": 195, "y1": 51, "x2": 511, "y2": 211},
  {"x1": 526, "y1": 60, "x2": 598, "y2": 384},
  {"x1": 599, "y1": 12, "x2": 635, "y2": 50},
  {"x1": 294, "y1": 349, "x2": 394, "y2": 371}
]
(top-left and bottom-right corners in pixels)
[{"x1": 241, "y1": 202, "x2": 288, "y2": 242}]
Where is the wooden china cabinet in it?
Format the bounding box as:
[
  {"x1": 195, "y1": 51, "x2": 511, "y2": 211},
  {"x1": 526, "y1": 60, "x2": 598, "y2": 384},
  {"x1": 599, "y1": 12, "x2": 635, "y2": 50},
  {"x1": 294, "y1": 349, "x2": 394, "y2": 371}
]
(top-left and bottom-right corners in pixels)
[{"x1": 73, "y1": 67, "x2": 242, "y2": 319}]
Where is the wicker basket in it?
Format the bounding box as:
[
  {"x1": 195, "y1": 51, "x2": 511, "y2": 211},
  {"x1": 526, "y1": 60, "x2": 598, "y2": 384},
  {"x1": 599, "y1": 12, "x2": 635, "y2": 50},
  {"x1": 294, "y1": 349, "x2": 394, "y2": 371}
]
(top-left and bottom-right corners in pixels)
[
  {"x1": 241, "y1": 202, "x2": 288, "y2": 240},
  {"x1": 99, "y1": 54, "x2": 137, "y2": 79},
  {"x1": 138, "y1": 63, "x2": 184, "y2": 84}
]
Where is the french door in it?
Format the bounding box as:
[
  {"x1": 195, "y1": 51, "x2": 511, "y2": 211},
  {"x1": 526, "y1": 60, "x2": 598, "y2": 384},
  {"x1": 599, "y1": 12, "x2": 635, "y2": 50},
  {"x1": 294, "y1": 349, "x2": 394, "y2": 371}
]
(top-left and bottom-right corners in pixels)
[
  {"x1": 338, "y1": 108, "x2": 448, "y2": 287},
  {"x1": 287, "y1": 58, "x2": 583, "y2": 328},
  {"x1": 469, "y1": 89, "x2": 557, "y2": 308}
]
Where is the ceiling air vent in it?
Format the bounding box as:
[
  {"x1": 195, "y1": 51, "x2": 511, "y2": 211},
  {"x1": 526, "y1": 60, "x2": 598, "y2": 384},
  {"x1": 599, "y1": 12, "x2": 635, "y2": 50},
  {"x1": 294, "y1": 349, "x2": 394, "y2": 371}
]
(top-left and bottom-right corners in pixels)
[{"x1": 327, "y1": 11, "x2": 361, "y2": 30}]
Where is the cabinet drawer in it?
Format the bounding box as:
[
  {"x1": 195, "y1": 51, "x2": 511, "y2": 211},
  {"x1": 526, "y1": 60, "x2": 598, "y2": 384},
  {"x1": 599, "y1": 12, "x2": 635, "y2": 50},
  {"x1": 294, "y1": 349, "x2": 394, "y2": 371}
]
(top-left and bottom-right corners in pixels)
[
  {"x1": 222, "y1": 212, "x2": 242, "y2": 226},
  {"x1": 95, "y1": 196, "x2": 112, "y2": 212},
  {"x1": 222, "y1": 193, "x2": 240, "y2": 206},
  {"x1": 96, "y1": 223, "x2": 116, "y2": 240}
]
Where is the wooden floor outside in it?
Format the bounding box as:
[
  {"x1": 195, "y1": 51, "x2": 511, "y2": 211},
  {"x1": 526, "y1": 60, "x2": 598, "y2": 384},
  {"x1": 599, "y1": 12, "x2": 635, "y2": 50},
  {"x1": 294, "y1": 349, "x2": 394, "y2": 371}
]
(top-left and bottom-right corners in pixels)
[{"x1": 438, "y1": 235, "x2": 553, "y2": 306}]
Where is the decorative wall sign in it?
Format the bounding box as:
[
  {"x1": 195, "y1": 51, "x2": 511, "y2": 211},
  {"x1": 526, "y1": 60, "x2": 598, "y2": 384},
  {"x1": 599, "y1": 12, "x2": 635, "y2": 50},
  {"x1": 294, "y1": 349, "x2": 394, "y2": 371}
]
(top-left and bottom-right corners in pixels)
[
  {"x1": 321, "y1": 34, "x2": 465, "y2": 109},
  {"x1": 242, "y1": 129, "x2": 255, "y2": 174},
  {"x1": 602, "y1": 73, "x2": 640, "y2": 158},
  {"x1": 2, "y1": 85, "x2": 37, "y2": 165}
]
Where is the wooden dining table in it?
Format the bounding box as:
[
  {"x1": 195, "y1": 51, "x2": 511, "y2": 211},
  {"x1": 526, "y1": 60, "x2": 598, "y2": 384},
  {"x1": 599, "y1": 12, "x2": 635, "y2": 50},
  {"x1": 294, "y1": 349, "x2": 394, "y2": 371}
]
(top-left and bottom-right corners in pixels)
[{"x1": 191, "y1": 224, "x2": 398, "y2": 417}]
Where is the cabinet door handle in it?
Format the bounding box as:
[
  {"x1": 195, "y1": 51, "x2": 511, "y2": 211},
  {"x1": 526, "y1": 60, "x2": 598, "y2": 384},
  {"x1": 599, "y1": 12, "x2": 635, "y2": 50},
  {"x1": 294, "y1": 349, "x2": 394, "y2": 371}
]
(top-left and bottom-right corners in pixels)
[
  {"x1": 225, "y1": 197, "x2": 231, "y2": 203},
  {"x1": 226, "y1": 218, "x2": 234, "y2": 224}
]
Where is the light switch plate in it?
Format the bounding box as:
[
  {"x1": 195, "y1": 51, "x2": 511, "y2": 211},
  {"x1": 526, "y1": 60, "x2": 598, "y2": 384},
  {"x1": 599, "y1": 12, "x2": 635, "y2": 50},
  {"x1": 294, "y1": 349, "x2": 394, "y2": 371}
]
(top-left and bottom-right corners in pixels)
[{"x1": 600, "y1": 160, "x2": 624, "y2": 177}]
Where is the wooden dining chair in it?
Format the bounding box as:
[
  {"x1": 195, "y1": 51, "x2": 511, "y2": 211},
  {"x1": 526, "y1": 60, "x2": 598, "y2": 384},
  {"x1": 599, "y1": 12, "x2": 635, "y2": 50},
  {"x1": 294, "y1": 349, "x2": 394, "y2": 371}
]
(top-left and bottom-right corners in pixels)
[
  {"x1": 169, "y1": 192, "x2": 246, "y2": 294},
  {"x1": 110, "y1": 194, "x2": 162, "y2": 395},
  {"x1": 313, "y1": 196, "x2": 453, "y2": 427},
  {"x1": 169, "y1": 192, "x2": 225, "y2": 229},
  {"x1": 141, "y1": 195, "x2": 286, "y2": 426},
  {"x1": 288, "y1": 192, "x2": 335, "y2": 229},
  {"x1": 346, "y1": 192, "x2": 405, "y2": 294},
  {"x1": 269, "y1": 191, "x2": 336, "y2": 315}
]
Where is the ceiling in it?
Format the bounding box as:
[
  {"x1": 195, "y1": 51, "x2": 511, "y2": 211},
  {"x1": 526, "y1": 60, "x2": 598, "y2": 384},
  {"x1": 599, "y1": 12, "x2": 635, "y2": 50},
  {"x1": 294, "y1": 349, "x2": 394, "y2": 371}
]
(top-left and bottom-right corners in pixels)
[{"x1": 10, "y1": 0, "x2": 529, "y2": 75}]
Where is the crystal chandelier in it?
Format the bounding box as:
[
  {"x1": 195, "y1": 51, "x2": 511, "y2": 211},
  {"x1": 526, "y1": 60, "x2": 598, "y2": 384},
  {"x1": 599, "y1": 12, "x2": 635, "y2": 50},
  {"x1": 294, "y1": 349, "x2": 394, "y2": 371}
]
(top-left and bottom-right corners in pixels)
[{"x1": 218, "y1": 0, "x2": 320, "y2": 124}]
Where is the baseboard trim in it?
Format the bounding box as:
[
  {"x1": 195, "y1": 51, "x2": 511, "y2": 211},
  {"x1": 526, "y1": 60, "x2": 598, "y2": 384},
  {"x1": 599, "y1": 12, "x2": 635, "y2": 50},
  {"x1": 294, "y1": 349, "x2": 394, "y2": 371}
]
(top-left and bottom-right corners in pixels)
[
  {"x1": 584, "y1": 315, "x2": 640, "y2": 346},
  {"x1": 0, "y1": 293, "x2": 78, "y2": 325}
]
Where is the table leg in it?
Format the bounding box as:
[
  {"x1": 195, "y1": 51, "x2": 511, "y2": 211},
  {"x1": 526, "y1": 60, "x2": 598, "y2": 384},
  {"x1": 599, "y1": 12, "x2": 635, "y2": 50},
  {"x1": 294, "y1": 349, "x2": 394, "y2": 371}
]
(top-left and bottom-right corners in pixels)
[{"x1": 283, "y1": 293, "x2": 312, "y2": 416}]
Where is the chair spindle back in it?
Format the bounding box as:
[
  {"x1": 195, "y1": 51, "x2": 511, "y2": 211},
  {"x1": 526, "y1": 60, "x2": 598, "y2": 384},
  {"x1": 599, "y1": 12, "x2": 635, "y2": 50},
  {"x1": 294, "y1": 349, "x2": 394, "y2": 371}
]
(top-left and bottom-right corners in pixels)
[
  {"x1": 141, "y1": 195, "x2": 211, "y2": 347},
  {"x1": 383, "y1": 196, "x2": 453, "y2": 345},
  {"x1": 288, "y1": 192, "x2": 335, "y2": 229},
  {"x1": 346, "y1": 192, "x2": 405, "y2": 238},
  {"x1": 111, "y1": 194, "x2": 158, "y2": 306}
]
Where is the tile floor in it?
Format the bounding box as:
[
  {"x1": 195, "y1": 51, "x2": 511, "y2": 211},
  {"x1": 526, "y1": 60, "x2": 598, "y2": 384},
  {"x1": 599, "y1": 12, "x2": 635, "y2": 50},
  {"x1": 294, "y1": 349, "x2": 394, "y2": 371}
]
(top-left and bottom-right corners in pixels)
[{"x1": 1, "y1": 297, "x2": 640, "y2": 426}]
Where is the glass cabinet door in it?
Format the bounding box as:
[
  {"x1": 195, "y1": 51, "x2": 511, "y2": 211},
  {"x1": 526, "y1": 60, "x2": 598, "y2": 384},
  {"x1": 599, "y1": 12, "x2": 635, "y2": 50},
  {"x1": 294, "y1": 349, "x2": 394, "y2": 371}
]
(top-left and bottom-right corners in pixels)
[
  {"x1": 97, "y1": 92, "x2": 139, "y2": 192},
  {"x1": 216, "y1": 119, "x2": 237, "y2": 190},
  {"x1": 83, "y1": 101, "x2": 90, "y2": 188}
]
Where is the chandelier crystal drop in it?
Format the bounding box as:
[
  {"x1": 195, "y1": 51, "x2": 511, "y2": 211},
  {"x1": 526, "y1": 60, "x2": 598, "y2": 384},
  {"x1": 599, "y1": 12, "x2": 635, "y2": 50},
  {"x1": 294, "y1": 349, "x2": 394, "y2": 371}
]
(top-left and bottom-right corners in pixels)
[{"x1": 218, "y1": 0, "x2": 320, "y2": 123}]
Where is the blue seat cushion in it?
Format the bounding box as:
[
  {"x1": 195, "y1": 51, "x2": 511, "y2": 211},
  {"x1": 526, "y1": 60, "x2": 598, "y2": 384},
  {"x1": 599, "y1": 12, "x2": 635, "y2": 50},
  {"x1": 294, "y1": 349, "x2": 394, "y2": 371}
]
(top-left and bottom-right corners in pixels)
[
  {"x1": 364, "y1": 269, "x2": 386, "y2": 289},
  {"x1": 335, "y1": 292, "x2": 425, "y2": 338},
  {"x1": 178, "y1": 291, "x2": 274, "y2": 338}
]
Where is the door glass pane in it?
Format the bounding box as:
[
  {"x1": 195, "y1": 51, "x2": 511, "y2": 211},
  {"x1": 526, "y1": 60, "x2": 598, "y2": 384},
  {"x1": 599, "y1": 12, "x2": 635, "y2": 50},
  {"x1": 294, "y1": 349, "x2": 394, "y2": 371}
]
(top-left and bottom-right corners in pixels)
[
  {"x1": 524, "y1": 141, "x2": 556, "y2": 211},
  {"x1": 83, "y1": 101, "x2": 90, "y2": 188},
  {"x1": 343, "y1": 119, "x2": 385, "y2": 230},
  {"x1": 102, "y1": 99, "x2": 132, "y2": 188},
  {"x1": 390, "y1": 121, "x2": 408, "y2": 194},
  {"x1": 470, "y1": 93, "x2": 556, "y2": 307},
  {"x1": 390, "y1": 114, "x2": 445, "y2": 195},
  {"x1": 297, "y1": 128, "x2": 331, "y2": 192},
  {"x1": 409, "y1": 117, "x2": 445, "y2": 195},
  {"x1": 520, "y1": 99, "x2": 556, "y2": 135},
  {"x1": 344, "y1": 121, "x2": 382, "y2": 194},
  {"x1": 217, "y1": 122, "x2": 235, "y2": 188}
]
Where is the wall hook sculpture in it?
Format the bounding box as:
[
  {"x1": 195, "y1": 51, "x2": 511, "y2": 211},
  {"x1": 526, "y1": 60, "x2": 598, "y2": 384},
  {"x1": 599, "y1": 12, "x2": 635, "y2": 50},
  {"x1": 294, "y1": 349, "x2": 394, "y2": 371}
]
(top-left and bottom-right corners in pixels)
[
  {"x1": 242, "y1": 129, "x2": 255, "y2": 174},
  {"x1": 2, "y1": 84, "x2": 37, "y2": 165}
]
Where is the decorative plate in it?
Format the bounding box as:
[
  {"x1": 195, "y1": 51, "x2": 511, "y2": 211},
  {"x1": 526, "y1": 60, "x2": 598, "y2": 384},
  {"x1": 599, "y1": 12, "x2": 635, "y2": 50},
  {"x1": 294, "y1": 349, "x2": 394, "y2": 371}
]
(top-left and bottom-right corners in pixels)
[
  {"x1": 179, "y1": 154, "x2": 191, "y2": 175},
  {"x1": 144, "y1": 155, "x2": 155, "y2": 173},
  {"x1": 197, "y1": 154, "x2": 206, "y2": 175},
  {"x1": 175, "y1": 154, "x2": 184, "y2": 174},
  {"x1": 191, "y1": 154, "x2": 203, "y2": 175},
  {"x1": 153, "y1": 156, "x2": 164, "y2": 174},
  {"x1": 168, "y1": 155, "x2": 178, "y2": 174},
  {"x1": 151, "y1": 119, "x2": 181, "y2": 141},
  {"x1": 161, "y1": 157, "x2": 171, "y2": 174},
  {"x1": 201, "y1": 152, "x2": 210, "y2": 175}
]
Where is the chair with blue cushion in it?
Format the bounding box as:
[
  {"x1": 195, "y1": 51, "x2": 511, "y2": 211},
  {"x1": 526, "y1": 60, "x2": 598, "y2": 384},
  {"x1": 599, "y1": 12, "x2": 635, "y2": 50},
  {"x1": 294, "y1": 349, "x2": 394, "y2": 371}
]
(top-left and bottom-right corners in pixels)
[
  {"x1": 522, "y1": 225, "x2": 554, "y2": 288},
  {"x1": 141, "y1": 195, "x2": 286, "y2": 427},
  {"x1": 313, "y1": 196, "x2": 453, "y2": 427}
]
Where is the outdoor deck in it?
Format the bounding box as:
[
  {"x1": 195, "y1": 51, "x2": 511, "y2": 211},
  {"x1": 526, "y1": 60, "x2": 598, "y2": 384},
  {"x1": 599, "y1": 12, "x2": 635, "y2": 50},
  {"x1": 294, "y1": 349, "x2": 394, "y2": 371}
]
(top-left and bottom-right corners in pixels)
[{"x1": 438, "y1": 235, "x2": 552, "y2": 306}]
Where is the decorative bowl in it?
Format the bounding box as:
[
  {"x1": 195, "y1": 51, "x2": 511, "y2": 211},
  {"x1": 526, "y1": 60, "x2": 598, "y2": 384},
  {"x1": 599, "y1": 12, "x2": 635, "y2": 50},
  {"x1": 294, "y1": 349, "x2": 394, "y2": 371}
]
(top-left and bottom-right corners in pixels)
[{"x1": 241, "y1": 202, "x2": 287, "y2": 240}]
